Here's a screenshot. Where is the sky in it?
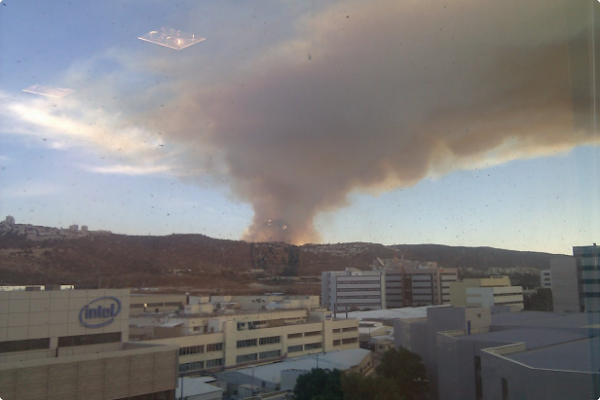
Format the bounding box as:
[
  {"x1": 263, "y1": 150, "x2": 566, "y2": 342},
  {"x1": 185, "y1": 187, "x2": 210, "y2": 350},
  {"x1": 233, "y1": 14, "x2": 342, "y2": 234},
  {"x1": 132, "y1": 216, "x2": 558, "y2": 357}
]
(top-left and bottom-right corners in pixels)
[{"x1": 0, "y1": 0, "x2": 599, "y2": 255}]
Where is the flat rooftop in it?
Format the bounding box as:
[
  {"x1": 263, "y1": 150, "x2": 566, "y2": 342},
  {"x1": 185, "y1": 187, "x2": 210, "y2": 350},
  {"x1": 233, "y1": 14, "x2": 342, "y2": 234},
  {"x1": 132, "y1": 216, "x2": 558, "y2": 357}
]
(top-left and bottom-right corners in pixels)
[
  {"x1": 216, "y1": 348, "x2": 371, "y2": 385},
  {"x1": 457, "y1": 328, "x2": 587, "y2": 350},
  {"x1": 507, "y1": 337, "x2": 600, "y2": 373}
]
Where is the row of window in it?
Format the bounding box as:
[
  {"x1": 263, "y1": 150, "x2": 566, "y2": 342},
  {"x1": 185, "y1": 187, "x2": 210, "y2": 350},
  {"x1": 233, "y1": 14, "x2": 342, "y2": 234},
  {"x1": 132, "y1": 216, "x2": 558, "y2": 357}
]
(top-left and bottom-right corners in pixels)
[
  {"x1": 342, "y1": 327, "x2": 358, "y2": 332},
  {"x1": 131, "y1": 301, "x2": 182, "y2": 308},
  {"x1": 336, "y1": 295, "x2": 382, "y2": 299},
  {"x1": 237, "y1": 339, "x2": 257, "y2": 348},
  {"x1": 206, "y1": 358, "x2": 224, "y2": 368},
  {"x1": 304, "y1": 331, "x2": 322, "y2": 337},
  {"x1": 304, "y1": 342, "x2": 323, "y2": 350},
  {"x1": 58, "y1": 332, "x2": 121, "y2": 348},
  {"x1": 207, "y1": 343, "x2": 223, "y2": 352},
  {"x1": 236, "y1": 350, "x2": 283, "y2": 364},
  {"x1": 179, "y1": 361, "x2": 204, "y2": 372},
  {"x1": 179, "y1": 345, "x2": 204, "y2": 356},
  {"x1": 0, "y1": 338, "x2": 50, "y2": 354},
  {"x1": 259, "y1": 336, "x2": 281, "y2": 345},
  {"x1": 288, "y1": 342, "x2": 322, "y2": 352}
]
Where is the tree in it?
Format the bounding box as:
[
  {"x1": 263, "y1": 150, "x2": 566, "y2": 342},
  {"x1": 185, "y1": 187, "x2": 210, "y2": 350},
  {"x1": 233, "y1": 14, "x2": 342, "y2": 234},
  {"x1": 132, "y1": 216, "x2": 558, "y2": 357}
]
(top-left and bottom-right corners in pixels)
[
  {"x1": 294, "y1": 368, "x2": 343, "y2": 400},
  {"x1": 376, "y1": 347, "x2": 428, "y2": 400},
  {"x1": 341, "y1": 372, "x2": 405, "y2": 400}
]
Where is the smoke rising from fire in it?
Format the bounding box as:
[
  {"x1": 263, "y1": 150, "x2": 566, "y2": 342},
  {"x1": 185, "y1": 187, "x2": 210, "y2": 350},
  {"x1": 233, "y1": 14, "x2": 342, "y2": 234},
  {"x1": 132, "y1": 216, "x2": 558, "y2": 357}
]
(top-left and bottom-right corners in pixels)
[{"x1": 138, "y1": 0, "x2": 598, "y2": 244}]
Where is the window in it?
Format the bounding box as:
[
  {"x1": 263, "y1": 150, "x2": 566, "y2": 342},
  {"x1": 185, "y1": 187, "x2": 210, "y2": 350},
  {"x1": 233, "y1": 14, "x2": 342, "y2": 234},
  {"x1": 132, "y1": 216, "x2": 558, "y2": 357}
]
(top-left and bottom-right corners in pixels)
[
  {"x1": 304, "y1": 342, "x2": 322, "y2": 350},
  {"x1": 206, "y1": 343, "x2": 223, "y2": 352},
  {"x1": 342, "y1": 327, "x2": 358, "y2": 332},
  {"x1": 165, "y1": 302, "x2": 183, "y2": 306},
  {"x1": 475, "y1": 356, "x2": 483, "y2": 400},
  {"x1": 0, "y1": 338, "x2": 50, "y2": 354},
  {"x1": 288, "y1": 345, "x2": 303, "y2": 353},
  {"x1": 58, "y1": 332, "x2": 121, "y2": 347},
  {"x1": 304, "y1": 331, "x2": 322, "y2": 337},
  {"x1": 179, "y1": 345, "x2": 204, "y2": 356},
  {"x1": 342, "y1": 338, "x2": 357, "y2": 345},
  {"x1": 333, "y1": 340, "x2": 341, "y2": 346},
  {"x1": 179, "y1": 361, "x2": 204, "y2": 372},
  {"x1": 206, "y1": 358, "x2": 224, "y2": 368},
  {"x1": 237, "y1": 339, "x2": 257, "y2": 348},
  {"x1": 259, "y1": 350, "x2": 281, "y2": 359},
  {"x1": 502, "y1": 378, "x2": 509, "y2": 400},
  {"x1": 333, "y1": 329, "x2": 341, "y2": 334},
  {"x1": 288, "y1": 333, "x2": 303, "y2": 339},
  {"x1": 259, "y1": 336, "x2": 281, "y2": 345},
  {"x1": 236, "y1": 353, "x2": 258, "y2": 363}
]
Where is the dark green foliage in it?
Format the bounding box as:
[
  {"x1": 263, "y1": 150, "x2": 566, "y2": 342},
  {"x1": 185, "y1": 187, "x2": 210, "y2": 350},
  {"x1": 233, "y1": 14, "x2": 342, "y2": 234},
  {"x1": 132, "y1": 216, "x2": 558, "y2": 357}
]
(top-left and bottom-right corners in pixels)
[
  {"x1": 524, "y1": 288, "x2": 553, "y2": 311},
  {"x1": 375, "y1": 347, "x2": 428, "y2": 400},
  {"x1": 295, "y1": 348, "x2": 428, "y2": 400},
  {"x1": 294, "y1": 368, "x2": 343, "y2": 400}
]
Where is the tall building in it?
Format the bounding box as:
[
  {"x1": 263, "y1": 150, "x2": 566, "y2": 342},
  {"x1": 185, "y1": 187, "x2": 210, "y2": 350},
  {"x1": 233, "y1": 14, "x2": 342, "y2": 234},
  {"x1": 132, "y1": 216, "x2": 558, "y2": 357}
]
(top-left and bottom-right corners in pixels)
[
  {"x1": 551, "y1": 245, "x2": 600, "y2": 313},
  {"x1": 449, "y1": 276, "x2": 524, "y2": 311},
  {"x1": 573, "y1": 245, "x2": 600, "y2": 313},
  {"x1": 0, "y1": 287, "x2": 178, "y2": 400},
  {"x1": 321, "y1": 262, "x2": 457, "y2": 312}
]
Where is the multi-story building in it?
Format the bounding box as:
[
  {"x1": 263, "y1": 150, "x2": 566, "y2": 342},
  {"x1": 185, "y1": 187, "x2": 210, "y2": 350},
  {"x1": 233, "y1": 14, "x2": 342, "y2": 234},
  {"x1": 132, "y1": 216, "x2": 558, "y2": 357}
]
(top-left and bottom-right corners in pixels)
[
  {"x1": 130, "y1": 298, "x2": 359, "y2": 375},
  {"x1": 0, "y1": 287, "x2": 179, "y2": 400},
  {"x1": 321, "y1": 262, "x2": 457, "y2": 312},
  {"x1": 540, "y1": 269, "x2": 552, "y2": 289},
  {"x1": 321, "y1": 269, "x2": 386, "y2": 312},
  {"x1": 574, "y1": 245, "x2": 600, "y2": 313},
  {"x1": 551, "y1": 245, "x2": 600, "y2": 313},
  {"x1": 449, "y1": 276, "x2": 524, "y2": 311}
]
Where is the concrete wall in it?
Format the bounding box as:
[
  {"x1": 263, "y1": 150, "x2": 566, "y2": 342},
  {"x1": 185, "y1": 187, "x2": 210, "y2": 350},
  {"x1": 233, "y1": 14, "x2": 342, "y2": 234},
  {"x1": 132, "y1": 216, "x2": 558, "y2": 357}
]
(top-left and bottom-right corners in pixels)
[
  {"x1": 0, "y1": 344, "x2": 178, "y2": 400},
  {"x1": 551, "y1": 258, "x2": 581, "y2": 312}
]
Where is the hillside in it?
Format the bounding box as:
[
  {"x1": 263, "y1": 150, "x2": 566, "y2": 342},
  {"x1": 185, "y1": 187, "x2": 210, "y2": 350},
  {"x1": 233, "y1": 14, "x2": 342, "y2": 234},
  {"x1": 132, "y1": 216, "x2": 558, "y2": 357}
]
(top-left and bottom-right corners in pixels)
[{"x1": 0, "y1": 224, "x2": 571, "y2": 291}]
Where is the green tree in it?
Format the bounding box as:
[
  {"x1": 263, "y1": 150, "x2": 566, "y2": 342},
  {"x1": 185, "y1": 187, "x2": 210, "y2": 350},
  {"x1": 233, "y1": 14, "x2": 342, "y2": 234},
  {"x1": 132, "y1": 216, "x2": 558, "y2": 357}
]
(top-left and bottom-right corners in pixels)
[
  {"x1": 376, "y1": 347, "x2": 428, "y2": 400},
  {"x1": 294, "y1": 368, "x2": 343, "y2": 400},
  {"x1": 341, "y1": 372, "x2": 405, "y2": 400}
]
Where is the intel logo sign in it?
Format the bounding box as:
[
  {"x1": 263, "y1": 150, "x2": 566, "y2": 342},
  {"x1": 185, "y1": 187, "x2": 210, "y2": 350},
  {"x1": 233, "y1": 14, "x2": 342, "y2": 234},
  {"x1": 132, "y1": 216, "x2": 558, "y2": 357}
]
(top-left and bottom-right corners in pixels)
[{"x1": 79, "y1": 297, "x2": 122, "y2": 328}]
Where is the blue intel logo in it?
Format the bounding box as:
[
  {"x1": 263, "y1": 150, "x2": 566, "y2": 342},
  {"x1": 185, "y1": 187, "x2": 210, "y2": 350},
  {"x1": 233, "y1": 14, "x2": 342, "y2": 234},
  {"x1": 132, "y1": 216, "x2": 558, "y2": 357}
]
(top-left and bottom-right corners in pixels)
[{"x1": 79, "y1": 297, "x2": 122, "y2": 328}]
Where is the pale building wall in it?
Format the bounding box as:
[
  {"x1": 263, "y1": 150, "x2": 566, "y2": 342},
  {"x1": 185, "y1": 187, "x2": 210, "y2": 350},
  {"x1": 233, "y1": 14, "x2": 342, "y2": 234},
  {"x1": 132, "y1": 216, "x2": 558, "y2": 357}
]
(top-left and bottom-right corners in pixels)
[{"x1": 550, "y1": 258, "x2": 581, "y2": 312}]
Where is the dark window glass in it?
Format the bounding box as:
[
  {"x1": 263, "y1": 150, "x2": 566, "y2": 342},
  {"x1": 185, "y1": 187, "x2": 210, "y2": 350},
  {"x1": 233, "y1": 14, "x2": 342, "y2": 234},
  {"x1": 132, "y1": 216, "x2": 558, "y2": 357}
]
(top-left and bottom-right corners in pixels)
[
  {"x1": 58, "y1": 332, "x2": 121, "y2": 347},
  {"x1": 0, "y1": 338, "x2": 50, "y2": 354}
]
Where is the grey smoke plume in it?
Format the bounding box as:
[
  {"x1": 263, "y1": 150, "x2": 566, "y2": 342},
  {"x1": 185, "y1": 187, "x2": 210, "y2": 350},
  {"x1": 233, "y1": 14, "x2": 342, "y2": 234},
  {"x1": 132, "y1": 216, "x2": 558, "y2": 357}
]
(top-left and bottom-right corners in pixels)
[{"x1": 141, "y1": 0, "x2": 599, "y2": 244}]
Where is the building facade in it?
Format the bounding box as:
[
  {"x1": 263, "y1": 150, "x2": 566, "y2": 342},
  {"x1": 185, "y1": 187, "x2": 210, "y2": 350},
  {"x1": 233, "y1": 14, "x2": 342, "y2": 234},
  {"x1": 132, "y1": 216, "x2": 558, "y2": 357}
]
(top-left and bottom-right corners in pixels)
[
  {"x1": 0, "y1": 288, "x2": 178, "y2": 400},
  {"x1": 449, "y1": 277, "x2": 524, "y2": 311},
  {"x1": 321, "y1": 264, "x2": 458, "y2": 312},
  {"x1": 551, "y1": 246, "x2": 600, "y2": 313},
  {"x1": 540, "y1": 270, "x2": 552, "y2": 289},
  {"x1": 395, "y1": 307, "x2": 600, "y2": 400},
  {"x1": 130, "y1": 304, "x2": 359, "y2": 375}
]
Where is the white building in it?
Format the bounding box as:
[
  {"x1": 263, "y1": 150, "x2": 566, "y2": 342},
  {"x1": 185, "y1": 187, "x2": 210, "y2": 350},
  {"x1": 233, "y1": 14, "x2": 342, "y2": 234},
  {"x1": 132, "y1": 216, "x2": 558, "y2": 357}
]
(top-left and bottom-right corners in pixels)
[
  {"x1": 0, "y1": 287, "x2": 178, "y2": 400},
  {"x1": 321, "y1": 262, "x2": 458, "y2": 312}
]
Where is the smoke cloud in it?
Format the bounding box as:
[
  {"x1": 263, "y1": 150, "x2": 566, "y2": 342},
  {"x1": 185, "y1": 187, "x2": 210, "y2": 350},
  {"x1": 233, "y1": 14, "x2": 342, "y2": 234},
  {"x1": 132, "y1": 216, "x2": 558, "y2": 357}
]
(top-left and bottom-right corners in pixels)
[{"x1": 133, "y1": 0, "x2": 598, "y2": 243}]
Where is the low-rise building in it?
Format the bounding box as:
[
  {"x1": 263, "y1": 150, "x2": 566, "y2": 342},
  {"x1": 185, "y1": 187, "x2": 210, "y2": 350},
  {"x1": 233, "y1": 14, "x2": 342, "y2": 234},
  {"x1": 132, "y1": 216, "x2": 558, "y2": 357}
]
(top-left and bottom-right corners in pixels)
[
  {"x1": 395, "y1": 307, "x2": 600, "y2": 400},
  {"x1": 130, "y1": 300, "x2": 359, "y2": 375},
  {"x1": 449, "y1": 276, "x2": 524, "y2": 311},
  {"x1": 0, "y1": 287, "x2": 178, "y2": 400}
]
